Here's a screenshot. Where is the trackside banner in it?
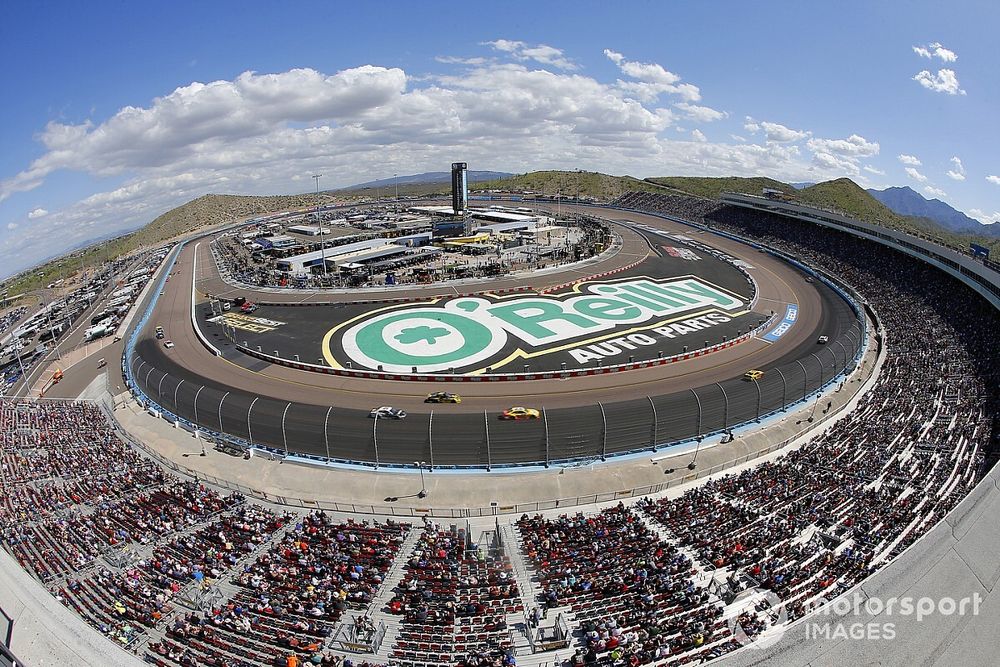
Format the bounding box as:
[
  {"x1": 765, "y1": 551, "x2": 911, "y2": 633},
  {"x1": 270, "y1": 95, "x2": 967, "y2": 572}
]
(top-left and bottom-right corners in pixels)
[{"x1": 324, "y1": 276, "x2": 748, "y2": 373}]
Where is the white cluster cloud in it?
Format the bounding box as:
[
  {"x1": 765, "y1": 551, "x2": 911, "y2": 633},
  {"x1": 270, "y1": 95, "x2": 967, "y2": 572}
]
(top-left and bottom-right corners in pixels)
[
  {"x1": 923, "y1": 185, "x2": 946, "y2": 198},
  {"x1": 485, "y1": 40, "x2": 576, "y2": 70},
  {"x1": 897, "y1": 154, "x2": 921, "y2": 166},
  {"x1": 863, "y1": 165, "x2": 885, "y2": 176},
  {"x1": 910, "y1": 42, "x2": 965, "y2": 95},
  {"x1": 805, "y1": 134, "x2": 880, "y2": 176},
  {"x1": 604, "y1": 49, "x2": 701, "y2": 102},
  {"x1": 27, "y1": 207, "x2": 48, "y2": 219},
  {"x1": 1, "y1": 66, "x2": 410, "y2": 203},
  {"x1": 946, "y1": 156, "x2": 966, "y2": 180},
  {"x1": 912, "y1": 42, "x2": 958, "y2": 62},
  {"x1": 435, "y1": 55, "x2": 488, "y2": 66},
  {"x1": 905, "y1": 167, "x2": 928, "y2": 182},
  {"x1": 690, "y1": 129, "x2": 707, "y2": 142},
  {"x1": 743, "y1": 117, "x2": 811, "y2": 143},
  {"x1": 674, "y1": 102, "x2": 727, "y2": 123},
  {"x1": 913, "y1": 68, "x2": 966, "y2": 95},
  {"x1": 806, "y1": 135, "x2": 879, "y2": 158},
  {"x1": 986, "y1": 175, "x2": 1000, "y2": 185}
]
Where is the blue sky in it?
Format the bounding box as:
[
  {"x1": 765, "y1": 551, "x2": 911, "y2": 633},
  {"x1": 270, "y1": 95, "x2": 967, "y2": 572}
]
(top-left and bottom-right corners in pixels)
[{"x1": 1, "y1": 1, "x2": 997, "y2": 279}]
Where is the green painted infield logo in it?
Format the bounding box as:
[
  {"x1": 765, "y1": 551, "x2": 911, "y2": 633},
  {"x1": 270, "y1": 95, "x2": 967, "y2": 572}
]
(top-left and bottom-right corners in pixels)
[{"x1": 330, "y1": 277, "x2": 746, "y2": 373}]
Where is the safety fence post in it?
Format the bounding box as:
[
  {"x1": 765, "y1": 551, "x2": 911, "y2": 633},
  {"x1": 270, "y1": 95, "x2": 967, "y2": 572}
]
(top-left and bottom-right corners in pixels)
[
  {"x1": 193, "y1": 386, "x2": 205, "y2": 424},
  {"x1": 753, "y1": 379, "x2": 761, "y2": 421},
  {"x1": 484, "y1": 410, "x2": 491, "y2": 472},
  {"x1": 795, "y1": 360, "x2": 808, "y2": 400},
  {"x1": 598, "y1": 401, "x2": 608, "y2": 461},
  {"x1": 715, "y1": 382, "x2": 729, "y2": 430},
  {"x1": 247, "y1": 397, "x2": 259, "y2": 445},
  {"x1": 834, "y1": 340, "x2": 849, "y2": 371},
  {"x1": 428, "y1": 411, "x2": 435, "y2": 469},
  {"x1": 647, "y1": 396, "x2": 658, "y2": 450},
  {"x1": 173, "y1": 379, "x2": 185, "y2": 413},
  {"x1": 542, "y1": 407, "x2": 550, "y2": 467},
  {"x1": 282, "y1": 402, "x2": 292, "y2": 458},
  {"x1": 323, "y1": 406, "x2": 332, "y2": 461},
  {"x1": 218, "y1": 391, "x2": 229, "y2": 433},
  {"x1": 691, "y1": 388, "x2": 703, "y2": 437},
  {"x1": 775, "y1": 369, "x2": 787, "y2": 412},
  {"x1": 811, "y1": 352, "x2": 824, "y2": 388}
]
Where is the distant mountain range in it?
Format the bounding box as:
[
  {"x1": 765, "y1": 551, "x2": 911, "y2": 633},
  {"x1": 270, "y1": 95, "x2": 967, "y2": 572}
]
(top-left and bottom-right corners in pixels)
[
  {"x1": 340, "y1": 171, "x2": 514, "y2": 190},
  {"x1": 867, "y1": 186, "x2": 999, "y2": 237}
]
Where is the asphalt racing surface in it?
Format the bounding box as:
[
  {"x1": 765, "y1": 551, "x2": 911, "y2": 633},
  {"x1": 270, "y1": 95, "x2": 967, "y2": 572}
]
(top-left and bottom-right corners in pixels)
[{"x1": 129, "y1": 206, "x2": 864, "y2": 467}]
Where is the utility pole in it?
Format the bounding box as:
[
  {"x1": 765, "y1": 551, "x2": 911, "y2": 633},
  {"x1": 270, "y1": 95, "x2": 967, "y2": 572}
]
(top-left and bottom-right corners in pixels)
[{"x1": 394, "y1": 173, "x2": 399, "y2": 203}]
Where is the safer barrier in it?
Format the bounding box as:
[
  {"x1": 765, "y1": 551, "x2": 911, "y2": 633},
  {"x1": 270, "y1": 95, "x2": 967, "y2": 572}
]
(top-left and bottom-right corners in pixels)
[{"x1": 104, "y1": 332, "x2": 880, "y2": 516}]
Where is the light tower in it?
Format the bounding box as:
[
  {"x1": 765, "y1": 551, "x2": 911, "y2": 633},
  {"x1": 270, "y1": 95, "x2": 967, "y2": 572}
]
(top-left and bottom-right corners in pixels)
[{"x1": 451, "y1": 162, "x2": 468, "y2": 234}]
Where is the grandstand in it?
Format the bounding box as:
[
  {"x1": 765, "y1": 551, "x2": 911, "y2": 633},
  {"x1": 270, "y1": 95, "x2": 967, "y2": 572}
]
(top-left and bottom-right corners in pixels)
[{"x1": 0, "y1": 193, "x2": 997, "y2": 667}]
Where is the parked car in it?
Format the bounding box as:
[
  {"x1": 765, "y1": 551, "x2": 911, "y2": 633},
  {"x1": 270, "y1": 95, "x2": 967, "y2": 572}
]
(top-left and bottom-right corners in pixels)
[{"x1": 369, "y1": 406, "x2": 406, "y2": 420}]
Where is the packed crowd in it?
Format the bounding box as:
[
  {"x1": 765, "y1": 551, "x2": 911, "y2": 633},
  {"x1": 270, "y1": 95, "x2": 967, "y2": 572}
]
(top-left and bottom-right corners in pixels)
[
  {"x1": 0, "y1": 401, "x2": 411, "y2": 666},
  {"x1": 605, "y1": 191, "x2": 996, "y2": 648},
  {"x1": 155, "y1": 512, "x2": 408, "y2": 667},
  {"x1": 388, "y1": 521, "x2": 522, "y2": 667},
  {"x1": 517, "y1": 505, "x2": 732, "y2": 665}
]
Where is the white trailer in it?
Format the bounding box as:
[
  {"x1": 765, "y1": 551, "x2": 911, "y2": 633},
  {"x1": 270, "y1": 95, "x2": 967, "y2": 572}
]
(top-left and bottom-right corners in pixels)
[{"x1": 84, "y1": 324, "x2": 110, "y2": 342}]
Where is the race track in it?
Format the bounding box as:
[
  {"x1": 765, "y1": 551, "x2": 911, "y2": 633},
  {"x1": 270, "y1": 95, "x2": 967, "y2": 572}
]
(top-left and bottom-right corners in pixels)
[{"x1": 128, "y1": 205, "x2": 864, "y2": 467}]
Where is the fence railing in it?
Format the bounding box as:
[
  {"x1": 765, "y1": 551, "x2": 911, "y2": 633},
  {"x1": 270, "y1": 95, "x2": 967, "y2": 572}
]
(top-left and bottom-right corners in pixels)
[
  {"x1": 0, "y1": 604, "x2": 19, "y2": 667},
  {"x1": 102, "y1": 336, "x2": 878, "y2": 518}
]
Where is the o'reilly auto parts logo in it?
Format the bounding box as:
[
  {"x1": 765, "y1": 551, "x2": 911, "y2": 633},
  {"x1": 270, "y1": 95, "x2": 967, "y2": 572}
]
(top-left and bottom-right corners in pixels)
[{"x1": 325, "y1": 277, "x2": 747, "y2": 373}]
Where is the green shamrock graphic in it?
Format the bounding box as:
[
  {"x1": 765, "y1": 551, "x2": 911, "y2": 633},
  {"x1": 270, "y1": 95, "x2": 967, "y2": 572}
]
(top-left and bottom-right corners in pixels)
[{"x1": 395, "y1": 325, "x2": 451, "y2": 345}]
